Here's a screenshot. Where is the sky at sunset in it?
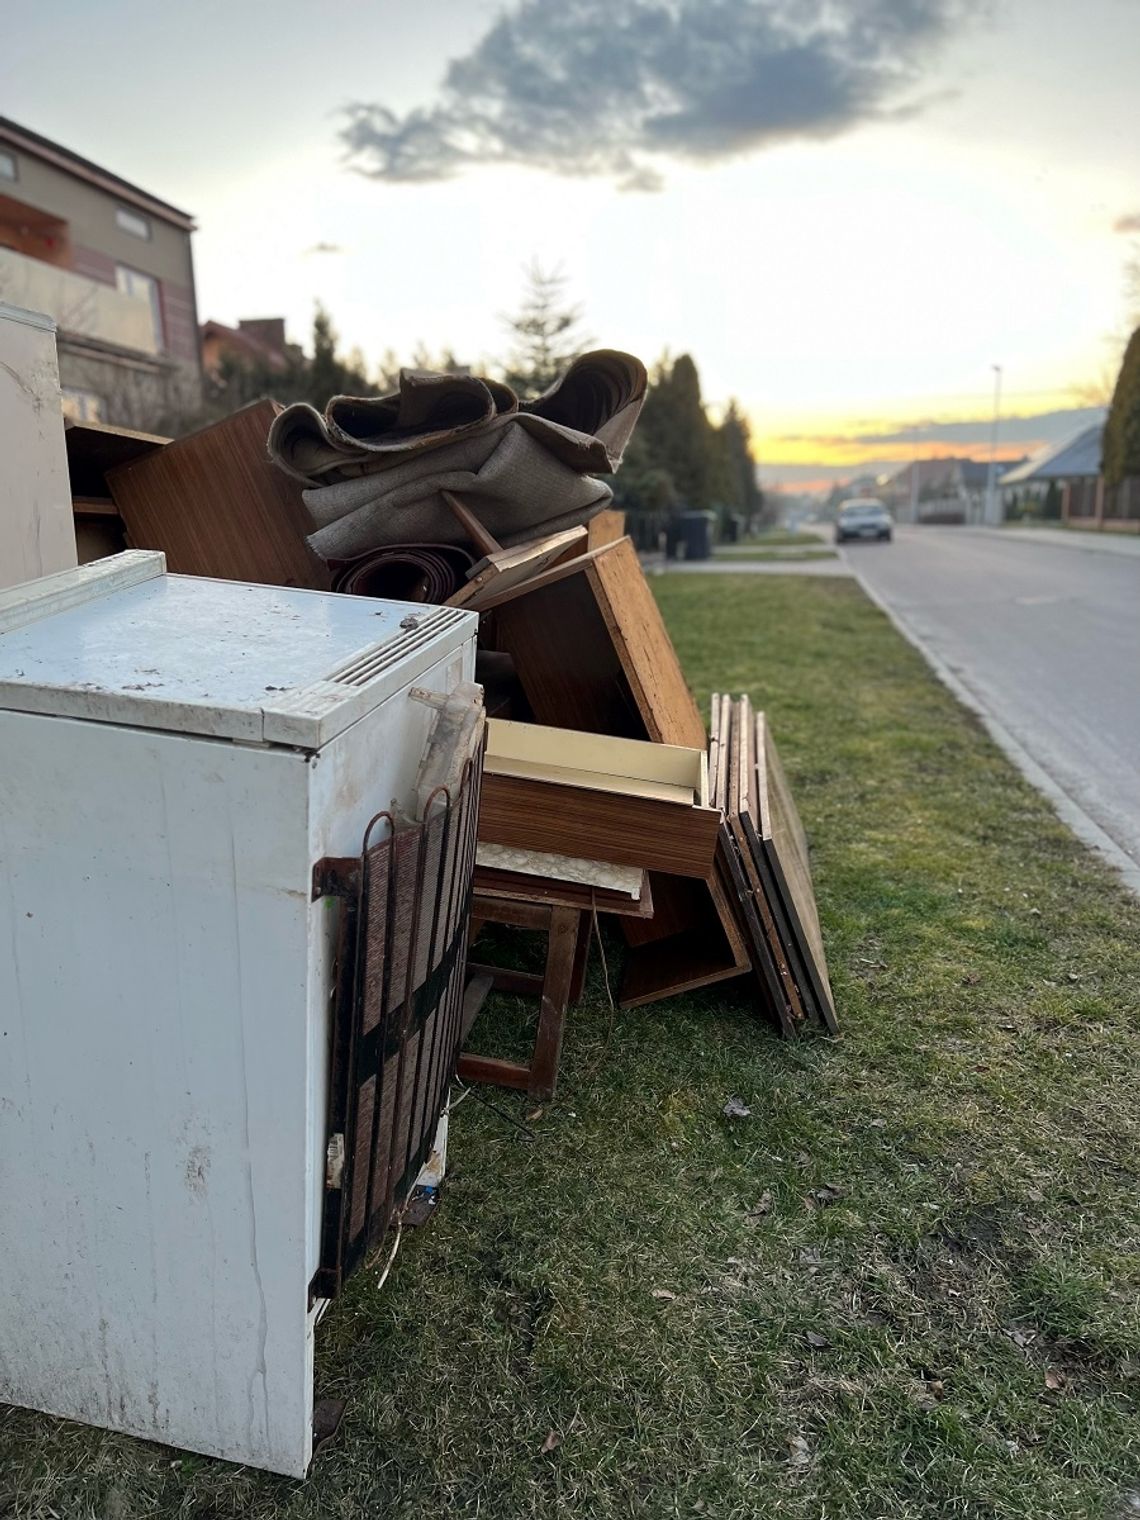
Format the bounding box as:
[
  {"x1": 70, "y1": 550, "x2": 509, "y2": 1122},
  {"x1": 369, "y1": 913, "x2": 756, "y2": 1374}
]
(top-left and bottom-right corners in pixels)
[{"x1": 4, "y1": 0, "x2": 1139, "y2": 491}]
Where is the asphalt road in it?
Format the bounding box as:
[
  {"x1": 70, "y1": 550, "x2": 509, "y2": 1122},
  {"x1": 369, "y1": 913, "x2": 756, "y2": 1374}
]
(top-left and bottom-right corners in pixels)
[{"x1": 848, "y1": 526, "x2": 1140, "y2": 889}]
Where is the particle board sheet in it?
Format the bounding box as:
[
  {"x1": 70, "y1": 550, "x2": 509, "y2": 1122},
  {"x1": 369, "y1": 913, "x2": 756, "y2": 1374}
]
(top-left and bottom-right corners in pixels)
[
  {"x1": 473, "y1": 861, "x2": 653, "y2": 918},
  {"x1": 107, "y1": 399, "x2": 331, "y2": 591},
  {"x1": 490, "y1": 537, "x2": 707, "y2": 750}
]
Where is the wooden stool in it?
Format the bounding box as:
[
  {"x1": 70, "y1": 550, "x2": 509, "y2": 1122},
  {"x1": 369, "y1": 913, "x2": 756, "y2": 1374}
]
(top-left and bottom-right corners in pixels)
[
  {"x1": 458, "y1": 896, "x2": 584, "y2": 1102},
  {"x1": 457, "y1": 868, "x2": 652, "y2": 1101}
]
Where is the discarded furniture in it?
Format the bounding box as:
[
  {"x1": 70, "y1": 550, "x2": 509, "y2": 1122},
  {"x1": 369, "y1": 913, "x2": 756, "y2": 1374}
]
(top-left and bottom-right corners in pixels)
[
  {"x1": 0, "y1": 302, "x2": 76, "y2": 587},
  {"x1": 0, "y1": 552, "x2": 480, "y2": 1477},
  {"x1": 487, "y1": 535, "x2": 708, "y2": 749},
  {"x1": 479, "y1": 718, "x2": 720, "y2": 877},
  {"x1": 65, "y1": 416, "x2": 168, "y2": 564},
  {"x1": 106, "y1": 398, "x2": 331, "y2": 589},
  {"x1": 461, "y1": 858, "x2": 651, "y2": 1099}
]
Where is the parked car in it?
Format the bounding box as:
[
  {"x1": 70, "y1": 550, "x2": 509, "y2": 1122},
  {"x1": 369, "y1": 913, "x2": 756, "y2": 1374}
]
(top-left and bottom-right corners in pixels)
[{"x1": 835, "y1": 498, "x2": 893, "y2": 543}]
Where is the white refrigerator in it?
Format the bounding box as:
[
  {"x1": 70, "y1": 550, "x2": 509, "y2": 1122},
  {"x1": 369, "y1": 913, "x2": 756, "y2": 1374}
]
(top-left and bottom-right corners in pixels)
[{"x1": 0, "y1": 551, "x2": 479, "y2": 1476}]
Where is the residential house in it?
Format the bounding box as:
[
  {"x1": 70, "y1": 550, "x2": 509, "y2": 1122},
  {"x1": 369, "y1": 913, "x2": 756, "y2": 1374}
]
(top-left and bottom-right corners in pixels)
[
  {"x1": 0, "y1": 117, "x2": 202, "y2": 429},
  {"x1": 880, "y1": 456, "x2": 1025, "y2": 524},
  {"x1": 998, "y1": 424, "x2": 1102, "y2": 519},
  {"x1": 200, "y1": 317, "x2": 301, "y2": 382}
]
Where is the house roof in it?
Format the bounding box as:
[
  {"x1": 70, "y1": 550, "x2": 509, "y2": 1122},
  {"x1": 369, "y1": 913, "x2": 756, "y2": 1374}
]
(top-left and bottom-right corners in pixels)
[
  {"x1": 999, "y1": 425, "x2": 1103, "y2": 487},
  {"x1": 0, "y1": 117, "x2": 195, "y2": 232}
]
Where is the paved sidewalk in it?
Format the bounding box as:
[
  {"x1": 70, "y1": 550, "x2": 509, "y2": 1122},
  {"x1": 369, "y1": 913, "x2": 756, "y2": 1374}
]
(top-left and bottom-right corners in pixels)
[
  {"x1": 995, "y1": 525, "x2": 1140, "y2": 558},
  {"x1": 648, "y1": 556, "x2": 852, "y2": 577}
]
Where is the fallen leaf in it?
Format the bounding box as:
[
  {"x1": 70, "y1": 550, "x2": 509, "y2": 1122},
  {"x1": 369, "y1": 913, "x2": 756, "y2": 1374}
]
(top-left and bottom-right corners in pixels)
[
  {"x1": 813, "y1": 1184, "x2": 844, "y2": 1206},
  {"x1": 869, "y1": 1118, "x2": 887, "y2": 1129},
  {"x1": 787, "y1": 1434, "x2": 811, "y2": 1466},
  {"x1": 927, "y1": 1379, "x2": 945, "y2": 1399},
  {"x1": 1002, "y1": 1325, "x2": 1037, "y2": 1349},
  {"x1": 798, "y1": 1247, "x2": 823, "y2": 1267},
  {"x1": 1044, "y1": 1368, "x2": 1066, "y2": 1391},
  {"x1": 723, "y1": 1097, "x2": 752, "y2": 1120},
  {"x1": 525, "y1": 1108, "x2": 544, "y2": 1122},
  {"x1": 1026, "y1": 1187, "x2": 1044, "y2": 1203},
  {"x1": 805, "y1": 1331, "x2": 831, "y2": 1349},
  {"x1": 795, "y1": 1150, "x2": 811, "y2": 1166},
  {"x1": 749, "y1": 1190, "x2": 774, "y2": 1218},
  {"x1": 541, "y1": 1430, "x2": 562, "y2": 1453},
  {"x1": 651, "y1": 1288, "x2": 677, "y2": 1301},
  {"x1": 962, "y1": 972, "x2": 982, "y2": 986}
]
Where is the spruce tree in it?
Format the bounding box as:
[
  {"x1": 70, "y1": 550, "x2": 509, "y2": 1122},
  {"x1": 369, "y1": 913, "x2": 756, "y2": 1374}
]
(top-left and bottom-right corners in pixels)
[{"x1": 1103, "y1": 326, "x2": 1140, "y2": 488}]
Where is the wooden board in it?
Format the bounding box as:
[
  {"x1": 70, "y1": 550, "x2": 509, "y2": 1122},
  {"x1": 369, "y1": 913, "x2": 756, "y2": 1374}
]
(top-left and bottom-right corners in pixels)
[
  {"x1": 492, "y1": 538, "x2": 706, "y2": 750},
  {"x1": 587, "y1": 509, "x2": 626, "y2": 550},
  {"x1": 447, "y1": 527, "x2": 587, "y2": 610},
  {"x1": 107, "y1": 399, "x2": 330, "y2": 591},
  {"x1": 479, "y1": 770, "x2": 720, "y2": 878}
]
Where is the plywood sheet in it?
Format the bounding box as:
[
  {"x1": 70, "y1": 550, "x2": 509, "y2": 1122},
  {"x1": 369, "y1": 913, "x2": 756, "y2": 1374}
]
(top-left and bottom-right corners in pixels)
[{"x1": 448, "y1": 526, "x2": 587, "y2": 610}]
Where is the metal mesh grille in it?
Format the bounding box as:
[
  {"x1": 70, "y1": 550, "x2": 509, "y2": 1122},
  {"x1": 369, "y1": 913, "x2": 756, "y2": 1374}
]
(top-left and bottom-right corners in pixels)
[{"x1": 334, "y1": 753, "x2": 482, "y2": 1285}]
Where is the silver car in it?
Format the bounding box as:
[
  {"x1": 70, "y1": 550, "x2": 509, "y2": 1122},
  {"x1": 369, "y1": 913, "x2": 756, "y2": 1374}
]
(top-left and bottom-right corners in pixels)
[{"x1": 835, "y1": 498, "x2": 893, "y2": 544}]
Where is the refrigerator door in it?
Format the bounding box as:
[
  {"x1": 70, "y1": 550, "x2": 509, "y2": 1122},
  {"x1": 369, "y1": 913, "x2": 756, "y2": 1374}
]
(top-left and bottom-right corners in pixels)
[{"x1": 0, "y1": 552, "x2": 477, "y2": 747}]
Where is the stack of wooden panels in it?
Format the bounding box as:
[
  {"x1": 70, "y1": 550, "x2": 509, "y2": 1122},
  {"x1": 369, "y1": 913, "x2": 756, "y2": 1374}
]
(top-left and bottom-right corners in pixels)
[{"x1": 711, "y1": 694, "x2": 838, "y2": 1036}]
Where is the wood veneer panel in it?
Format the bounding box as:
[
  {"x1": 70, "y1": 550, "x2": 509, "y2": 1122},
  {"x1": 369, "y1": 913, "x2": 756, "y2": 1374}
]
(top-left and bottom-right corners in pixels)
[
  {"x1": 479, "y1": 771, "x2": 719, "y2": 878},
  {"x1": 107, "y1": 400, "x2": 330, "y2": 590}
]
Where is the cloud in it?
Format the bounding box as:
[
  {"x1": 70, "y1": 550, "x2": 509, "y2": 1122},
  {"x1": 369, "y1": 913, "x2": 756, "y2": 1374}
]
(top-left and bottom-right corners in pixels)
[
  {"x1": 774, "y1": 406, "x2": 1105, "y2": 451},
  {"x1": 1113, "y1": 211, "x2": 1140, "y2": 234},
  {"x1": 304, "y1": 241, "x2": 344, "y2": 255},
  {"x1": 340, "y1": 0, "x2": 986, "y2": 190}
]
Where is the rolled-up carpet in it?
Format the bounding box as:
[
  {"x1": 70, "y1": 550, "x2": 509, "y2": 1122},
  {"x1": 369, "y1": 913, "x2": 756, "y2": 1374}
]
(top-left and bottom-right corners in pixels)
[
  {"x1": 266, "y1": 350, "x2": 648, "y2": 554},
  {"x1": 327, "y1": 543, "x2": 475, "y2": 602}
]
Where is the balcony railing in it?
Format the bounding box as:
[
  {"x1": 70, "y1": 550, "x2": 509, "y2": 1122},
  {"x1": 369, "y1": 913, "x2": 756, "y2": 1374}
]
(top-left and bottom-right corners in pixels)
[{"x1": 0, "y1": 246, "x2": 159, "y2": 357}]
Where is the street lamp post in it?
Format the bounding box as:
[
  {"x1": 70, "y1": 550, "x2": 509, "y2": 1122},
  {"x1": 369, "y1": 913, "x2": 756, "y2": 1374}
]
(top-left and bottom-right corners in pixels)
[{"x1": 984, "y1": 364, "x2": 1003, "y2": 524}]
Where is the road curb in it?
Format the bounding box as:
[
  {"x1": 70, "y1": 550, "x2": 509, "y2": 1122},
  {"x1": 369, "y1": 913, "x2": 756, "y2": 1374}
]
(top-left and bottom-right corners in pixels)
[{"x1": 852, "y1": 568, "x2": 1140, "y2": 899}]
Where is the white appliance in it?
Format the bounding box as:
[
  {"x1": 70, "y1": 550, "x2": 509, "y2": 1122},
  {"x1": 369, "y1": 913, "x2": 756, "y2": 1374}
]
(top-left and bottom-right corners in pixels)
[
  {"x1": 0, "y1": 301, "x2": 76, "y2": 590},
  {"x1": 0, "y1": 551, "x2": 478, "y2": 1476}
]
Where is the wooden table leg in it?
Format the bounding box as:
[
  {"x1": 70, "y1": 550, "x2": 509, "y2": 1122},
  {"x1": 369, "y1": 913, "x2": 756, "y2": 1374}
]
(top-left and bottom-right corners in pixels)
[
  {"x1": 528, "y1": 905, "x2": 579, "y2": 1101},
  {"x1": 569, "y1": 908, "x2": 591, "y2": 1005}
]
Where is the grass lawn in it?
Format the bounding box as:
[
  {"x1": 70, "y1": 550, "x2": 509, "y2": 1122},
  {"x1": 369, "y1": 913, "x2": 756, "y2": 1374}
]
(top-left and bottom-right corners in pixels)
[
  {"x1": 713, "y1": 546, "x2": 838, "y2": 562},
  {"x1": 737, "y1": 530, "x2": 827, "y2": 548},
  {"x1": 4, "y1": 574, "x2": 1139, "y2": 1519}
]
